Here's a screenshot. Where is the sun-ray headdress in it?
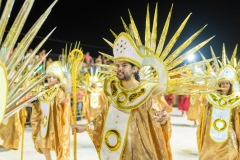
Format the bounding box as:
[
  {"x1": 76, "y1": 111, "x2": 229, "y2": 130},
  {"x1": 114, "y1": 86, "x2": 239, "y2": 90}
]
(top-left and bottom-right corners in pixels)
[
  {"x1": 209, "y1": 44, "x2": 239, "y2": 92},
  {"x1": 0, "y1": 0, "x2": 58, "y2": 122},
  {"x1": 99, "y1": 3, "x2": 218, "y2": 95}
]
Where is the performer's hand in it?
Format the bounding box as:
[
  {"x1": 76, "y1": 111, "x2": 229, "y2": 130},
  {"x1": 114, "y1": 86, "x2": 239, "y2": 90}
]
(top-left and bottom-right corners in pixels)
[
  {"x1": 71, "y1": 125, "x2": 85, "y2": 134},
  {"x1": 153, "y1": 105, "x2": 168, "y2": 125}
]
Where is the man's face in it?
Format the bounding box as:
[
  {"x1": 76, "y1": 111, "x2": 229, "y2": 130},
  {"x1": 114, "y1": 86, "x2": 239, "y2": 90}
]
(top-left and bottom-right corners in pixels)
[{"x1": 115, "y1": 60, "x2": 137, "y2": 81}]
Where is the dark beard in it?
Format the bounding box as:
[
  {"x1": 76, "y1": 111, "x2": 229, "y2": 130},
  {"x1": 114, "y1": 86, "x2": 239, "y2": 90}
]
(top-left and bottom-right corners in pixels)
[{"x1": 117, "y1": 72, "x2": 131, "y2": 81}]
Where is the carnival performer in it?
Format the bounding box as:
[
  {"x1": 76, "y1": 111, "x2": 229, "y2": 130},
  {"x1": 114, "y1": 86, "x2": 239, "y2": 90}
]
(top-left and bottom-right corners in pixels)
[
  {"x1": 187, "y1": 94, "x2": 203, "y2": 126},
  {"x1": 72, "y1": 3, "x2": 216, "y2": 160},
  {"x1": 83, "y1": 68, "x2": 108, "y2": 122},
  {"x1": 197, "y1": 44, "x2": 240, "y2": 160},
  {"x1": 31, "y1": 61, "x2": 72, "y2": 160}
]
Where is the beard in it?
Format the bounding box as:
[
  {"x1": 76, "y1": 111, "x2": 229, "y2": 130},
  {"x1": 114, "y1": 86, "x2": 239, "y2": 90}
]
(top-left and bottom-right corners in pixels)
[{"x1": 117, "y1": 71, "x2": 131, "y2": 81}]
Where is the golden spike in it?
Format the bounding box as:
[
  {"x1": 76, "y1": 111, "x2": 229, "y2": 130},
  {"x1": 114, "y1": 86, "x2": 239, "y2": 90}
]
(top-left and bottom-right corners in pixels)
[
  {"x1": 231, "y1": 44, "x2": 238, "y2": 67},
  {"x1": 8, "y1": 50, "x2": 51, "y2": 99},
  {"x1": 6, "y1": 0, "x2": 57, "y2": 70},
  {"x1": 98, "y1": 51, "x2": 115, "y2": 61},
  {"x1": 128, "y1": 9, "x2": 142, "y2": 46},
  {"x1": 169, "y1": 58, "x2": 216, "y2": 77},
  {"x1": 145, "y1": 4, "x2": 150, "y2": 55},
  {"x1": 120, "y1": 17, "x2": 130, "y2": 34},
  {"x1": 155, "y1": 4, "x2": 173, "y2": 57},
  {"x1": 0, "y1": 0, "x2": 15, "y2": 51},
  {"x1": 160, "y1": 13, "x2": 192, "y2": 61},
  {"x1": 4, "y1": 76, "x2": 49, "y2": 118},
  {"x1": 2, "y1": 0, "x2": 35, "y2": 64},
  {"x1": 236, "y1": 59, "x2": 240, "y2": 70},
  {"x1": 218, "y1": 59, "x2": 223, "y2": 67},
  {"x1": 165, "y1": 24, "x2": 207, "y2": 65},
  {"x1": 150, "y1": 3, "x2": 158, "y2": 53},
  {"x1": 210, "y1": 46, "x2": 220, "y2": 70},
  {"x1": 110, "y1": 29, "x2": 117, "y2": 38},
  {"x1": 199, "y1": 51, "x2": 206, "y2": 60},
  {"x1": 102, "y1": 38, "x2": 113, "y2": 48},
  {"x1": 8, "y1": 27, "x2": 56, "y2": 85},
  {"x1": 222, "y1": 43, "x2": 227, "y2": 66},
  {"x1": 167, "y1": 36, "x2": 215, "y2": 70}
]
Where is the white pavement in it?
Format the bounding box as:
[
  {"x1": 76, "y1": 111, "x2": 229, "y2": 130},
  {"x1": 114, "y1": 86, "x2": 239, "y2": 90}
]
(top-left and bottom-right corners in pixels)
[{"x1": 0, "y1": 107, "x2": 199, "y2": 160}]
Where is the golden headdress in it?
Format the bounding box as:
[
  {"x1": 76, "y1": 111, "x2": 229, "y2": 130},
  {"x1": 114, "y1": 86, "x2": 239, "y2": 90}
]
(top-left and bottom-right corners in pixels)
[
  {"x1": 46, "y1": 61, "x2": 65, "y2": 84},
  {"x1": 100, "y1": 3, "x2": 217, "y2": 95},
  {"x1": 210, "y1": 44, "x2": 239, "y2": 92},
  {"x1": 0, "y1": 0, "x2": 58, "y2": 122}
]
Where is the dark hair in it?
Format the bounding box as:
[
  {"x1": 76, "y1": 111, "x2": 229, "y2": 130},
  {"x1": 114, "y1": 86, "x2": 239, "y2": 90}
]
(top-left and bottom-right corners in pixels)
[
  {"x1": 129, "y1": 63, "x2": 140, "y2": 82},
  {"x1": 218, "y1": 82, "x2": 233, "y2": 95}
]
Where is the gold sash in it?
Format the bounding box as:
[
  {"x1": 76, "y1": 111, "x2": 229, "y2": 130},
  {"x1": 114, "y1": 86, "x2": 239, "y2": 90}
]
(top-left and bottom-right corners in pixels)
[
  {"x1": 38, "y1": 84, "x2": 59, "y2": 138},
  {"x1": 207, "y1": 92, "x2": 240, "y2": 143}
]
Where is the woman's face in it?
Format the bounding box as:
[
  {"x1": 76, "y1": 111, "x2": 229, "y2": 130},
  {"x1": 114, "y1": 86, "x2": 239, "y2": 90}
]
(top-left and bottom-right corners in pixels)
[
  {"x1": 220, "y1": 80, "x2": 231, "y2": 94},
  {"x1": 47, "y1": 74, "x2": 59, "y2": 86}
]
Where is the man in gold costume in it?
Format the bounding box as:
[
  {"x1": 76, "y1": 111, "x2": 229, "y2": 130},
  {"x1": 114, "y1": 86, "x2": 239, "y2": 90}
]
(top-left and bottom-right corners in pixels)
[
  {"x1": 73, "y1": 3, "x2": 217, "y2": 160},
  {"x1": 197, "y1": 44, "x2": 240, "y2": 160}
]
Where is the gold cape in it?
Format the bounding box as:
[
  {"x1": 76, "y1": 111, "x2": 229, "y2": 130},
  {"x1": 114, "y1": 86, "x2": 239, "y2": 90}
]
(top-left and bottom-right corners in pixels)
[
  {"x1": 197, "y1": 104, "x2": 240, "y2": 160},
  {"x1": 31, "y1": 87, "x2": 72, "y2": 160},
  {"x1": 86, "y1": 94, "x2": 172, "y2": 160},
  {"x1": 0, "y1": 112, "x2": 22, "y2": 150},
  {"x1": 187, "y1": 95, "x2": 202, "y2": 121},
  {"x1": 84, "y1": 89, "x2": 108, "y2": 122}
]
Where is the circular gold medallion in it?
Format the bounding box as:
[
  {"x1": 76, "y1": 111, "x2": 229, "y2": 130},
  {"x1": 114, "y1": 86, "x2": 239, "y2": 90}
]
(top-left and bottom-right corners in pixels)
[
  {"x1": 105, "y1": 129, "x2": 121, "y2": 151},
  {"x1": 218, "y1": 98, "x2": 227, "y2": 107},
  {"x1": 213, "y1": 118, "x2": 227, "y2": 132}
]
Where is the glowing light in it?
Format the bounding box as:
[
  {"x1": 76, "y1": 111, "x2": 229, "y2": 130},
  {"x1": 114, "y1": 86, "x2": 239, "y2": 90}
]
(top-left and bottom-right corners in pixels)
[{"x1": 188, "y1": 54, "x2": 195, "y2": 61}]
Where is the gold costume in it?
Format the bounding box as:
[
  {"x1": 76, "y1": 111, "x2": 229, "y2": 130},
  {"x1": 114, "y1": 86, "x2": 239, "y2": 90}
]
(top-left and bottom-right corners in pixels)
[
  {"x1": 84, "y1": 89, "x2": 108, "y2": 122},
  {"x1": 86, "y1": 85, "x2": 172, "y2": 160},
  {"x1": 31, "y1": 61, "x2": 72, "y2": 160},
  {"x1": 0, "y1": 112, "x2": 21, "y2": 150},
  {"x1": 187, "y1": 95, "x2": 202, "y2": 121},
  {"x1": 31, "y1": 87, "x2": 72, "y2": 160},
  {"x1": 197, "y1": 104, "x2": 240, "y2": 160},
  {"x1": 197, "y1": 44, "x2": 240, "y2": 160}
]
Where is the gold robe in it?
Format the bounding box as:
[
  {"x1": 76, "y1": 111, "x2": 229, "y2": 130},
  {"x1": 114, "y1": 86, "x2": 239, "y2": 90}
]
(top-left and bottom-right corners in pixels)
[
  {"x1": 0, "y1": 112, "x2": 22, "y2": 150},
  {"x1": 84, "y1": 89, "x2": 108, "y2": 122},
  {"x1": 31, "y1": 87, "x2": 72, "y2": 160},
  {"x1": 86, "y1": 94, "x2": 172, "y2": 160},
  {"x1": 187, "y1": 95, "x2": 202, "y2": 121},
  {"x1": 197, "y1": 105, "x2": 240, "y2": 160}
]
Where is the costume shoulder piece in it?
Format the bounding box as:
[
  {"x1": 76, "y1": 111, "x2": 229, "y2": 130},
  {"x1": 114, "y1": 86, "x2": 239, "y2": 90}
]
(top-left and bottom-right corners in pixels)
[
  {"x1": 104, "y1": 75, "x2": 158, "y2": 111},
  {"x1": 207, "y1": 92, "x2": 240, "y2": 109}
]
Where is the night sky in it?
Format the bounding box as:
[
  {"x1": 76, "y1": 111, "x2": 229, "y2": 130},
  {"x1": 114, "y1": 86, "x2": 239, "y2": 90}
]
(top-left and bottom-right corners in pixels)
[{"x1": 3, "y1": 0, "x2": 240, "y2": 62}]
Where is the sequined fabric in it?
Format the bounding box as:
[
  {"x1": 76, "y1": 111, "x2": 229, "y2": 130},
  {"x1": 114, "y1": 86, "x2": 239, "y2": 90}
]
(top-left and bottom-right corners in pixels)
[
  {"x1": 86, "y1": 95, "x2": 172, "y2": 160},
  {"x1": 197, "y1": 105, "x2": 240, "y2": 160},
  {"x1": 0, "y1": 112, "x2": 21, "y2": 150},
  {"x1": 31, "y1": 87, "x2": 72, "y2": 160}
]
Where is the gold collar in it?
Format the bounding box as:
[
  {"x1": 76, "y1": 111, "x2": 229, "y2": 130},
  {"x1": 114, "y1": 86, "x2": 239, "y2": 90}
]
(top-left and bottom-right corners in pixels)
[{"x1": 104, "y1": 76, "x2": 158, "y2": 110}]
